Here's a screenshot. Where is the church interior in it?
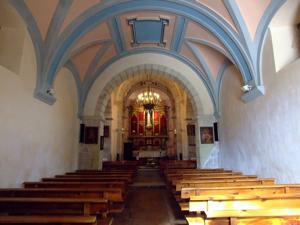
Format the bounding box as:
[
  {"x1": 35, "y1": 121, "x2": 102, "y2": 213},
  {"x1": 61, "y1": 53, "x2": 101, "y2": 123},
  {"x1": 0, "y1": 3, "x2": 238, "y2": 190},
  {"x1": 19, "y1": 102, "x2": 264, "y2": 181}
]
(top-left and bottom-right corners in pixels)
[{"x1": 1, "y1": 0, "x2": 300, "y2": 224}]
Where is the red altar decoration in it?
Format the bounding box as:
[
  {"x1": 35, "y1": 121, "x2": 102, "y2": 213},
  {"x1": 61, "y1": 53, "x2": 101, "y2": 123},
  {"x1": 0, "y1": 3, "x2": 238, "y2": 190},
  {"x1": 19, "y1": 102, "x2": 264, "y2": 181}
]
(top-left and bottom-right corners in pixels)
[
  {"x1": 131, "y1": 114, "x2": 138, "y2": 135},
  {"x1": 160, "y1": 115, "x2": 167, "y2": 135},
  {"x1": 129, "y1": 106, "x2": 168, "y2": 150}
]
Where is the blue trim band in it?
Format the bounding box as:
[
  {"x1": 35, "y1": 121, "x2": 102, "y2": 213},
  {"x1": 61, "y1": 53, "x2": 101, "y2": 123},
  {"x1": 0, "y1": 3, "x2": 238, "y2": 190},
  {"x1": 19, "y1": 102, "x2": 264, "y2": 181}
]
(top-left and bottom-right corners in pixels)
[
  {"x1": 171, "y1": 15, "x2": 187, "y2": 52},
  {"x1": 46, "y1": 0, "x2": 253, "y2": 86},
  {"x1": 108, "y1": 17, "x2": 124, "y2": 53}
]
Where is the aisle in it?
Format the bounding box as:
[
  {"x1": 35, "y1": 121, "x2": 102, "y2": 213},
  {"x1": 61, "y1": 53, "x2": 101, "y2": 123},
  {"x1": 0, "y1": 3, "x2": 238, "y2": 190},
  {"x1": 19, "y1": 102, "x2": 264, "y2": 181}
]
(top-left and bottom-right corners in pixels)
[{"x1": 112, "y1": 168, "x2": 184, "y2": 225}]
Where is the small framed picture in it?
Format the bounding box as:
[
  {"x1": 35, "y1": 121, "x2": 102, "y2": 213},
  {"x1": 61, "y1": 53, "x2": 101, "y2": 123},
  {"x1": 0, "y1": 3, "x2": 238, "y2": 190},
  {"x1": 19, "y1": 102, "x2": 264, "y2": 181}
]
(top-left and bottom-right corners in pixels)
[
  {"x1": 84, "y1": 127, "x2": 99, "y2": 144},
  {"x1": 200, "y1": 127, "x2": 214, "y2": 144}
]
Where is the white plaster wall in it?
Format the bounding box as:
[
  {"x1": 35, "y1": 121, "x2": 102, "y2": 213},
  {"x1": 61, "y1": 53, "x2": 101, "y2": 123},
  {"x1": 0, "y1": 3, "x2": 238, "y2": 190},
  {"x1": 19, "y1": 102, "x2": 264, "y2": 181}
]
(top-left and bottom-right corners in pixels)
[
  {"x1": 269, "y1": 0, "x2": 300, "y2": 73},
  {"x1": 220, "y1": 31, "x2": 300, "y2": 183},
  {"x1": 197, "y1": 115, "x2": 218, "y2": 168},
  {"x1": 0, "y1": 1, "x2": 26, "y2": 74},
  {"x1": 0, "y1": 32, "x2": 79, "y2": 187},
  {"x1": 270, "y1": 26, "x2": 300, "y2": 72}
]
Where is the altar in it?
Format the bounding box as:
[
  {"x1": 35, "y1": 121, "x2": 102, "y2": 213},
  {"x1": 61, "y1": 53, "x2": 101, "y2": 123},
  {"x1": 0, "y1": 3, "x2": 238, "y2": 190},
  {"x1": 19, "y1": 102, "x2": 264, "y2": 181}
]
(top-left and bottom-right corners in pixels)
[{"x1": 133, "y1": 150, "x2": 167, "y2": 158}]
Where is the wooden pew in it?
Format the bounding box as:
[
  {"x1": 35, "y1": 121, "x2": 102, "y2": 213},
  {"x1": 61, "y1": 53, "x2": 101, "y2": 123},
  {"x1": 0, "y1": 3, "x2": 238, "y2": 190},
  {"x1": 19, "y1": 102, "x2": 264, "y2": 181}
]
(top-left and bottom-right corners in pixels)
[
  {"x1": 181, "y1": 184, "x2": 300, "y2": 200},
  {"x1": 185, "y1": 194, "x2": 300, "y2": 225},
  {"x1": 0, "y1": 215, "x2": 98, "y2": 225},
  {"x1": 0, "y1": 188, "x2": 124, "y2": 202},
  {"x1": 171, "y1": 175, "x2": 258, "y2": 186},
  {"x1": 22, "y1": 182, "x2": 126, "y2": 213},
  {"x1": 186, "y1": 211, "x2": 300, "y2": 225},
  {"x1": 164, "y1": 169, "x2": 228, "y2": 175},
  {"x1": 71, "y1": 170, "x2": 136, "y2": 175},
  {"x1": 160, "y1": 160, "x2": 197, "y2": 170},
  {"x1": 0, "y1": 197, "x2": 108, "y2": 216},
  {"x1": 167, "y1": 172, "x2": 242, "y2": 178},
  {"x1": 165, "y1": 172, "x2": 245, "y2": 186},
  {"x1": 164, "y1": 169, "x2": 228, "y2": 177},
  {"x1": 166, "y1": 172, "x2": 245, "y2": 183},
  {"x1": 189, "y1": 193, "x2": 300, "y2": 211},
  {"x1": 23, "y1": 181, "x2": 126, "y2": 190},
  {"x1": 102, "y1": 161, "x2": 139, "y2": 171},
  {"x1": 57, "y1": 174, "x2": 133, "y2": 179},
  {"x1": 176, "y1": 179, "x2": 275, "y2": 191},
  {"x1": 41, "y1": 177, "x2": 131, "y2": 185}
]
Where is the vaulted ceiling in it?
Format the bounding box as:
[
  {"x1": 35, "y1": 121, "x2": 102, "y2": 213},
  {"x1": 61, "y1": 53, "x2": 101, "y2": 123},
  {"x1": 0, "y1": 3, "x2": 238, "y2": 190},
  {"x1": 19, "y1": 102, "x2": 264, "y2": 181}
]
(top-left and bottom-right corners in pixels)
[{"x1": 10, "y1": 0, "x2": 285, "y2": 116}]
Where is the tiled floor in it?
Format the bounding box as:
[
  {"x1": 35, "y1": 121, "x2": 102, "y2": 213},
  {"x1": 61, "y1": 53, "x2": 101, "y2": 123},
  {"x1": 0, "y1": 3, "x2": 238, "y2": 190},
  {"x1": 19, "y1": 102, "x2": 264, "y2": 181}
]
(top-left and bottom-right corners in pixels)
[{"x1": 112, "y1": 168, "x2": 184, "y2": 225}]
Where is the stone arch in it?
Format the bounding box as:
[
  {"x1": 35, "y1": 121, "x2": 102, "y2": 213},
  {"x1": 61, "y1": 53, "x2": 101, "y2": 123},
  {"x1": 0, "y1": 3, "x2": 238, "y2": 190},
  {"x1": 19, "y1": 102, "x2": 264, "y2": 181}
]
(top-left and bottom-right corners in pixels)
[
  {"x1": 116, "y1": 78, "x2": 178, "y2": 112},
  {"x1": 84, "y1": 53, "x2": 214, "y2": 118},
  {"x1": 94, "y1": 65, "x2": 203, "y2": 120}
]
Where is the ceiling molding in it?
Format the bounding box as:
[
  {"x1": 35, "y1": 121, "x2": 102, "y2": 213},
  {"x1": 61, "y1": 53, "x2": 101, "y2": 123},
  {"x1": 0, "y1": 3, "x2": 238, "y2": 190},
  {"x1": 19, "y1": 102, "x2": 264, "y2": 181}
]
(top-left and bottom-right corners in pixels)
[
  {"x1": 171, "y1": 15, "x2": 187, "y2": 52},
  {"x1": 108, "y1": 16, "x2": 124, "y2": 53}
]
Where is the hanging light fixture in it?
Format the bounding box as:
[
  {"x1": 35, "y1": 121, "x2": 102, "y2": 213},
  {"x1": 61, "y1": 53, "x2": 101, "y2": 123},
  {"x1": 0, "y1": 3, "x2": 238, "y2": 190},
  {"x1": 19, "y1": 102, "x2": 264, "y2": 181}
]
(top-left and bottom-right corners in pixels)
[
  {"x1": 136, "y1": 75, "x2": 161, "y2": 111},
  {"x1": 136, "y1": 74, "x2": 161, "y2": 129}
]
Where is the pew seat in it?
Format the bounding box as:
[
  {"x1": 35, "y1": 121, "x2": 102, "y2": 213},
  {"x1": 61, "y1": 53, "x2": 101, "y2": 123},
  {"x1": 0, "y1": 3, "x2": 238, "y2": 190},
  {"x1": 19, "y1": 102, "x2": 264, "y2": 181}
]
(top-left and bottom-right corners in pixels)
[
  {"x1": 176, "y1": 179, "x2": 275, "y2": 191},
  {"x1": 0, "y1": 197, "x2": 108, "y2": 216},
  {"x1": 23, "y1": 182, "x2": 126, "y2": 191},
  {"x1": 0, "y1": 215, "x2": 98, "y2": 225},
  {"x1": 186, "y1": 209, "x2": 300, "y2": 225},
  {"x1": 189, "y1": 193, "x2": 300, "y2": 212},
  {"x1": 0, "y1": 188, "x2": 124, "y2": 202},
  {"x1": 41, "y1": 178, "x2": 130, "y2": 185},
  {"x1": 181, "y1": 184, "x2": 300, "y2": 199}
]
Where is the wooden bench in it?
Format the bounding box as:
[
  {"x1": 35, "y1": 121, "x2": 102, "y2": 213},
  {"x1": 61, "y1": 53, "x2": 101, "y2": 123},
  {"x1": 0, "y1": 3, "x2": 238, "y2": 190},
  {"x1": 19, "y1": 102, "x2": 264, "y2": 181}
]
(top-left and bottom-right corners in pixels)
[
  {"x1": 166, "y1": 172, "x2": 245, "y2": 183},
  {"x1": 167, "y1": 172, "x2": 242, "y2": 177},
  {"x1": 23, "y1": 182, "x2": 126, "y2": 190},
  {"x1": 165, "y1": 172, "x2": 244, "y2": 185},
  {"x1": 176, "y1": 179, "x2": 275, "y2": 191},
  {"x1": 57, "y1": 174, "x2": 133, "y2": 179},
  {"x1": 170, "y1": 175, "x2": 258, "y2": 186},
  {"x1": 41, "y1": 177, "x2": 131, "y2": 185},
  {"x1": 181, "y1": 184, "x2": 300, "y2": 200},
  {"x1": 164, "y1": 169, "x2": 228, "y2": 175},
  {"x1": 102, "y1": 161, "x2": 138, "y2": 171},
  {"x1": 0, "y1": 197, "x2": 108, "y2": 216},
  {"x1": 189, "y1": 193, "x2": 300, "y2": 212},
  {"x1": 71, "y1": 171, "x2": 136, "y2": 175},
  {"x1": 185, "y1": 194, "x2": 300, "y2": 225},
  {"x1": 160, "y1": 160, "x2": 197, "y2": 170},
  {"x1": 0, "y1": 188, "x2": 124, "y2": 202},
  {"x1": 0, "y1": 215, "x2": 99, "y2": 225},
  {"x1": 186, "y1": 211, "x2": 300, "y2": 225}
]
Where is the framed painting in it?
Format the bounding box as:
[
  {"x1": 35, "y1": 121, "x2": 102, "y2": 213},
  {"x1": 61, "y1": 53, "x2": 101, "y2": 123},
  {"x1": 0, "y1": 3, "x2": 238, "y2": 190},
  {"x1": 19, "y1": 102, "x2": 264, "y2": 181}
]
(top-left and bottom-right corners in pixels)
[
  {"x1": 84, "y1": 126, "x2": 99, "y2": 144},
  {"x1": 200, "y1": 127, "x2": 214, "y2": 144}
]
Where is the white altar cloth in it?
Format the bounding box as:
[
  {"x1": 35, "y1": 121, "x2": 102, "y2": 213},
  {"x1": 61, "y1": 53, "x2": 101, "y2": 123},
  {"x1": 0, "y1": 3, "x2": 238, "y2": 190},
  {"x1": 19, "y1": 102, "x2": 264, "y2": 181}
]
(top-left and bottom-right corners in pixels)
[{"x1": 133, "y1": 150, "x2": 166, "y2": 158}]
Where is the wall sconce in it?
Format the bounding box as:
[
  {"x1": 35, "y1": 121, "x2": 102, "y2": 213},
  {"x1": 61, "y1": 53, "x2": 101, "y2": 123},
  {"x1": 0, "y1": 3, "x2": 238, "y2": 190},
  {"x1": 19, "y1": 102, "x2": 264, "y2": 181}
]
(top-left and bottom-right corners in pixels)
[
  {"x1": 241, "y1": 84, "x2": 252, "y2": 93},
  {"x1": 174, "y1": 129, "x2": 177, "y2": 135}
]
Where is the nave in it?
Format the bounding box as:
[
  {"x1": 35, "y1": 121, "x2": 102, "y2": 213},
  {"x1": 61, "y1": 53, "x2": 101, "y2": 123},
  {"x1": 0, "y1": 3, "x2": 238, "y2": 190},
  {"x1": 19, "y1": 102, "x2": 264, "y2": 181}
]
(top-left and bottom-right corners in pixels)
[
  {"x1": 112, "y1": 168, "x2": 175, "y2": 225},
  {"x1": 2, "y1": 160, "x2": 300, "y2": 225}
]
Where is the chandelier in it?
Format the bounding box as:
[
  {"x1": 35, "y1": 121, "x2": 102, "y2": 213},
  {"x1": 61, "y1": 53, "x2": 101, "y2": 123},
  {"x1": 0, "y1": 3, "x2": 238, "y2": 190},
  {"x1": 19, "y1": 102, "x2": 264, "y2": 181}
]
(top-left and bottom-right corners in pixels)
[
  {"x1": 136, "y1": 74, "x2": 161, "y2": 111},
  {"x1": 136, "y1": 75, "x2": 161, "y2": 129},
  {"x1": 137, "y1": 87, "x2": 161, "y2": 110}
]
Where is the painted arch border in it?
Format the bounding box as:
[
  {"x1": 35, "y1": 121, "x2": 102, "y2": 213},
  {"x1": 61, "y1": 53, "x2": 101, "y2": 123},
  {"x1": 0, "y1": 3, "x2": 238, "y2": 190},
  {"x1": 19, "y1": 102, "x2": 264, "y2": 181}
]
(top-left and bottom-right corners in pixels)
[
  {"x1": 8, "y1": 0, "x2": 286, "y2": 110},
  {"x1": 39, "y1": 0, "x2": 255, "y2": 100},
  {"x1": 83, "y1": 53, "x2": 214, "y2": 119}
]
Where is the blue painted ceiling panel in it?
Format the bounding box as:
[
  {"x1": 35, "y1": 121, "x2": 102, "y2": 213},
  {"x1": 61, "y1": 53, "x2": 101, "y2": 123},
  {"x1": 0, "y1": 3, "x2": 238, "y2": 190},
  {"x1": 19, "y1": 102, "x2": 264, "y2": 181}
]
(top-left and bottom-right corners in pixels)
[{"x1": 134, "y1": 20, "x2": 163, "y2": 43}]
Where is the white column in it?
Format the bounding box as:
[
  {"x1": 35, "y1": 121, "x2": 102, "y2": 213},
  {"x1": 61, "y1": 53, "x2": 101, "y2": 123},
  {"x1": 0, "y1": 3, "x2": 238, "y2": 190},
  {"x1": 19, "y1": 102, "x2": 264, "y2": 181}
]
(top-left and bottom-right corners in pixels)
[
  {"x1": 196, "y1": 115, "x2": 219, "y2": 168},
  {"x1": 98, "y1": 119, "x2": 104, "y2": 170}
]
